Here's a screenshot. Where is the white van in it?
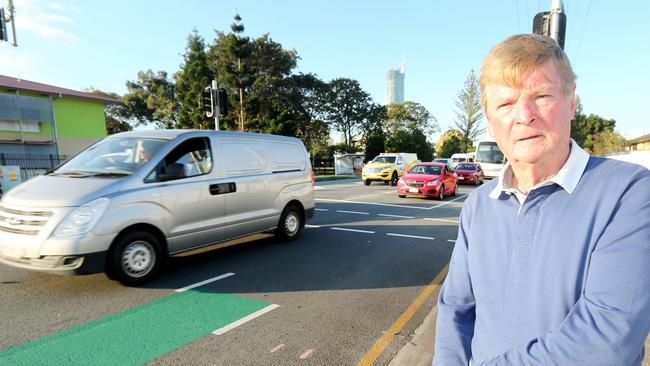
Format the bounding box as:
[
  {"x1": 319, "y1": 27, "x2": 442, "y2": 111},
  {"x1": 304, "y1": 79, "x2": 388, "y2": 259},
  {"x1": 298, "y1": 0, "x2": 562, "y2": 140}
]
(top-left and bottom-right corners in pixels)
[
  {"x1": 0, "y1": 130, "x2": 315, "y2": 285},
  {"x1": 450, "y1": 153, "x2": 473, "y2": 165}
]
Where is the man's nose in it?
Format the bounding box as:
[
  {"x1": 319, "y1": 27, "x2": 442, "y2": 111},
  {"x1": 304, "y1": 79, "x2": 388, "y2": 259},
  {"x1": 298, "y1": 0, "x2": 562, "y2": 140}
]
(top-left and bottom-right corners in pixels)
[{"x1": 513, "y1": 98, "x2": 536, "y2": 125}]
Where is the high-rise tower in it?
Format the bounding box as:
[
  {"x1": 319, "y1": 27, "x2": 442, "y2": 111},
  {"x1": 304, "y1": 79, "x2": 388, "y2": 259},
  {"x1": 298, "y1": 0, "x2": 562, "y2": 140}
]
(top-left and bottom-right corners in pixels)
[{"x1": 385, "y1": 63, "x2": 405, "y2": 105}]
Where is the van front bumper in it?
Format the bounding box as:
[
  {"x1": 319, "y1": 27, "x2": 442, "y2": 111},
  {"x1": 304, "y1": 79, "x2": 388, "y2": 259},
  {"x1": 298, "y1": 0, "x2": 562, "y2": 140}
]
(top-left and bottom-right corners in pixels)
[{"x1": 0, "y1": 250, "x2": 107, "y2": 275}]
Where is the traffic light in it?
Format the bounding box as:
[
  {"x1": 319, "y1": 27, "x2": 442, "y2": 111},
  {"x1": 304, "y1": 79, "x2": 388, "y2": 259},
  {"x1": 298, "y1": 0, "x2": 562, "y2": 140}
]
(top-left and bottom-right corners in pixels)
[
  {"x1": 202, "y1": 86, "x2": 214, "y2": 118},
  {"x1": 217, "y1": 87, "x2": 228, "y2": 116},
  {"x1": 0, "y1": 9, "x2": 8, "y2": 42}
]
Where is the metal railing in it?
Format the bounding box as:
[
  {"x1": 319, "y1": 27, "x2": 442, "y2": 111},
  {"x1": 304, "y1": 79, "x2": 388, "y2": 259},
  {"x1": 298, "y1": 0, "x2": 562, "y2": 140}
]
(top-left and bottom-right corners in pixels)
[{"x1": 0, "y1": 153, "x2": 69, "y2": 182}]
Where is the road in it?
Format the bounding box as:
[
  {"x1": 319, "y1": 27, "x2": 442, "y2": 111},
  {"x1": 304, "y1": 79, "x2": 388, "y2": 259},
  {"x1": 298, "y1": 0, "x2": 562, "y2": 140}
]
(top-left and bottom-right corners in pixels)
[{"x1": 0, "y1": 178, "x2": 470, "y2": 365}]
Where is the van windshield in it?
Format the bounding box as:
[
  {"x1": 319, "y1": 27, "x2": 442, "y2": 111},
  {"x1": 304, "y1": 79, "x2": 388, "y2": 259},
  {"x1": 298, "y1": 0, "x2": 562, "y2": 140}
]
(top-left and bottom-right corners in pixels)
[
  {"x1": 475, "y1": 142, "x2": 504, "y2": 164},
  {"x1": 53, "y1": 137, "x2": 168, "y2": 176},
  {"x1": 372, "y1": 156, "x2": 396, "y2": 164}
]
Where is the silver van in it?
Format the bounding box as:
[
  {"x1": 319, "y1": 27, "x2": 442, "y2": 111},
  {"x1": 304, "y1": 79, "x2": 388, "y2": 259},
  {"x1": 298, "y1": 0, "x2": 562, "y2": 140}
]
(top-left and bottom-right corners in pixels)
[{"x1": 0, "y1": 130, "x2": 315, "y2": 285}]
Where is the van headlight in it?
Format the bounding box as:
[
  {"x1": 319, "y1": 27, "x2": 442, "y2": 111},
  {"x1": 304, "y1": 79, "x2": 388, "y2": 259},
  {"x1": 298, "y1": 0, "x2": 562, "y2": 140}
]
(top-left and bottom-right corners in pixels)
[{"x1": 53, "y1": 198, "x2": 110, "y2": 237}]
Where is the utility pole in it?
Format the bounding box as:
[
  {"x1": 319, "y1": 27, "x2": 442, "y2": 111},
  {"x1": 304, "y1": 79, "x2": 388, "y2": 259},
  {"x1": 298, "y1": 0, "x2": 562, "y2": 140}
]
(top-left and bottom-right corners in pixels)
[
  {"x1": 212, "y1": 80, "x2": 219, "y2": 131},
  {"x1": 532, "y1": 0, "x2": 567, "y2": 49},
  {"x1": 0, "y1": 0, "x2": 18, "y2": 46}
]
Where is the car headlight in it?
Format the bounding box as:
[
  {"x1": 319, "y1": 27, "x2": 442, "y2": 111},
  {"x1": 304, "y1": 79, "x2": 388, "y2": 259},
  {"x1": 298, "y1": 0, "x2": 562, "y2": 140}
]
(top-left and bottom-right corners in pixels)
[
  {"x1": 426, "y1": 180, "x2": 439, "y2": 186},
  {"x1": 53, "y1": 198, "x2": 110, "y2": 237}
]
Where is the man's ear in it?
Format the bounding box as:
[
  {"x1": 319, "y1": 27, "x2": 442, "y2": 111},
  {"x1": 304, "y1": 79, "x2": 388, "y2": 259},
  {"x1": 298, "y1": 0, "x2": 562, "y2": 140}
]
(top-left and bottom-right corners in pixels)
[{"x1": 570, "y1": 84, "x2": 577, "y2": 118}]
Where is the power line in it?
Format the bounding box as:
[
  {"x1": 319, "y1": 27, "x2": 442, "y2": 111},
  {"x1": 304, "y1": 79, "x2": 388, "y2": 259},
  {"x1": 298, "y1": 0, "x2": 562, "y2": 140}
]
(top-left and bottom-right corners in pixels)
[
  {"x1": 573, "y1": 0, "x2": 592, "y2": 63},
  {"x1": 515, "y1": 0, "x2": 521, "y2": 33},
  {"x1": 568, "y1": 0, "x2": 580, "y2": 46}
]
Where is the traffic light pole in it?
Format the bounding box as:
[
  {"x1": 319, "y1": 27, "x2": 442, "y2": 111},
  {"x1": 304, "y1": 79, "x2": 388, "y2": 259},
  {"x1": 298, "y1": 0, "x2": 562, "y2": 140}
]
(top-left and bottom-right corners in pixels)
[{"x1": 212, "y1": 80, "x2": 219, "y2": 131}]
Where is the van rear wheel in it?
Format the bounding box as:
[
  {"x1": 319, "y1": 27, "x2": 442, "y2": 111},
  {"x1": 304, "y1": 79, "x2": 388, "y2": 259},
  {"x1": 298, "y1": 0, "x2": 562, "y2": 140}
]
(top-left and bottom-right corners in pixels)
[
  {"x1": 275, "y1": 205, "x2": 303, "y2": 242},
  {"x1": 107, "y1": 231, "x2": 163, "y2": 286}
]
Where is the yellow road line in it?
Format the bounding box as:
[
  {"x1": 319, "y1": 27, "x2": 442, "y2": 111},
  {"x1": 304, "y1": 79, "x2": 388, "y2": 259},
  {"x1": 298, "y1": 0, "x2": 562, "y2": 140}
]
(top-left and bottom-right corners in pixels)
[{"x1": 356, "y1": 264, "x2": 449, "y2": 366}]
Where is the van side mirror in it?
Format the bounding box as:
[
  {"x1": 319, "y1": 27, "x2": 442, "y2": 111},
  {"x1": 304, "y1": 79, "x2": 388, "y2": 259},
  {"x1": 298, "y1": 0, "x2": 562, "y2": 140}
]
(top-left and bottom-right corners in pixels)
[{"x1": 158, "y1": 163, "x2": 185, "y2": 182}]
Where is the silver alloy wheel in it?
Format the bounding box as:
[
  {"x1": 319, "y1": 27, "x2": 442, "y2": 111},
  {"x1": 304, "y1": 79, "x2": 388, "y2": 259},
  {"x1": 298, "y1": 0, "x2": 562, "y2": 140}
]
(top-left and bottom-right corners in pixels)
[
  {"x1": 285, "y1": 212, "x2": 300, "y2": 236},
  {"x1": 121, "y1": 240, "x2": 155, "y2": 278}
]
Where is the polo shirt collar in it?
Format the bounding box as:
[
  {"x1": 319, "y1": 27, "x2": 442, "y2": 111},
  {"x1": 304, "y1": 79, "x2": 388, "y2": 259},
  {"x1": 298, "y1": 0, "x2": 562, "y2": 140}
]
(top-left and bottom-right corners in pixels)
[{"x1": 489, "y1": 139, "x2": 590, "y2": 200}]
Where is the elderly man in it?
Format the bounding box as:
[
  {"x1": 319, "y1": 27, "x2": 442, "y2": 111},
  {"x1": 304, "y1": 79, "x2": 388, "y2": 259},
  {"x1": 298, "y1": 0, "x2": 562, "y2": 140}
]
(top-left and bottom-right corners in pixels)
[{"x1": 432, "y1": 34, "x2": 650, "y2": 365}]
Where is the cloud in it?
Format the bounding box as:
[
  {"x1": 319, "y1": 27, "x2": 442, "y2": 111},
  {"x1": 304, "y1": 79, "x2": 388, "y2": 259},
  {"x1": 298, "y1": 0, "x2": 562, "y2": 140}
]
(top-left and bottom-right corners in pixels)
[
  {"x1": 0, "y1": 48, "x2": 40, "y2": 78},
  {"x1": 47, "y1": 2, "x2": 80, "y2": 13},
  {"x1": 12, "y1": 0, "x2": 79, "y2": 41}
]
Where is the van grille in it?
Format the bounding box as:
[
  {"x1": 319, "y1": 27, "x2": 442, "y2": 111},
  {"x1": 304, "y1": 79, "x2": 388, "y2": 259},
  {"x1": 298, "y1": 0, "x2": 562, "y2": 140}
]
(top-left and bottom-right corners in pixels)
[{"x1": 0, "y1": 205, "x2": 52, "y2": 236}]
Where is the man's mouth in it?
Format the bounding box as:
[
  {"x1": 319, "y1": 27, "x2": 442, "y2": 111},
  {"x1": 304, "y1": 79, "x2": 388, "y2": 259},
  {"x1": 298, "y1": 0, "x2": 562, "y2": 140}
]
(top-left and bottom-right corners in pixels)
[{"x1": 517, "y1": 135, "x2": 540, "y2": 142}]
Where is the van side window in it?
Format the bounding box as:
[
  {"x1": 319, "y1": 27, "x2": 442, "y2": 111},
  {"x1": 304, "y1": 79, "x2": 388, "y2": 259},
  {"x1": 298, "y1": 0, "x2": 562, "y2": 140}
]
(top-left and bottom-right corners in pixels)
[{"x1": 145, "y1": 137, "x2": 212, "y2": 182}]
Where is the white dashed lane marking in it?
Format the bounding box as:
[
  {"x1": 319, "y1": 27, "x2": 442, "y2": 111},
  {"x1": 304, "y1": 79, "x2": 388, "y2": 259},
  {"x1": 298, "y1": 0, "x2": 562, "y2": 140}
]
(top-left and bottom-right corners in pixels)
[
  {"x1": 386, "y1": 233, "x2": 434, "y2": 240},
  {"x1": 336, "y1": 210, "x2": 370, "y2": 215},
  {"x1": 422, "y1": 218, "x2": 459, "y2": 224},
  {"x1": 378, "y1": 214, "x2": 415, "y2": 219},
  {"x1": 331, "y1": 227, "x2": 376, "y2": 234}
]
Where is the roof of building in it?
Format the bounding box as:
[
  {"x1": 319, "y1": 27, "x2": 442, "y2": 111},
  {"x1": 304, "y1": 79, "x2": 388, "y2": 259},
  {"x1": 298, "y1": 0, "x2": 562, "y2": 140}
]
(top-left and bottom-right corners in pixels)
[
  {"x1": 628, "y1": 133, "x2": 650, "y2": 144},
  {"x1": 0, "y1": 74, "x2": 121, "y2": 104}
]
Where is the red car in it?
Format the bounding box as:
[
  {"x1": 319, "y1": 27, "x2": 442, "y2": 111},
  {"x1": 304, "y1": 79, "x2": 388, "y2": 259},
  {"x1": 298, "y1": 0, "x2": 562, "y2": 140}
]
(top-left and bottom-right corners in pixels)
[
  {"x1": 455, "y1": 162, "x2": 485, "y2": 185},
  {"x1": 396, "y1": 163, "x2": 458, "y2": 200}
]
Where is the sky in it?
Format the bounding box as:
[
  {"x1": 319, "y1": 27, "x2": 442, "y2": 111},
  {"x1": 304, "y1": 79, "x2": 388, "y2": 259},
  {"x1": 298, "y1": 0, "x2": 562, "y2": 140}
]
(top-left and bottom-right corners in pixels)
[{"x1": 1, "y1": 0, "x2": 649, "y2": 141}]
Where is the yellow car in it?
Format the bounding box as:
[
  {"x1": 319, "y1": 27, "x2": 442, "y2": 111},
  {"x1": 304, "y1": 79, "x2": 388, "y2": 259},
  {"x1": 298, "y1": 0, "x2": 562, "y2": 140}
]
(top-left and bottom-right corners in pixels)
[{"x1": 362, "y1": 153, "x2": 419, "y2": 186}]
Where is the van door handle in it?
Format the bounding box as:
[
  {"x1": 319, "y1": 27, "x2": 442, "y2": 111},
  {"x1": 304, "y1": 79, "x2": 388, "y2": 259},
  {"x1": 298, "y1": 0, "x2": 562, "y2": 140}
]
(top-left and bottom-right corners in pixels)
[{"x1": 209, "y1": 182, "x2": 236, "y2": 195}]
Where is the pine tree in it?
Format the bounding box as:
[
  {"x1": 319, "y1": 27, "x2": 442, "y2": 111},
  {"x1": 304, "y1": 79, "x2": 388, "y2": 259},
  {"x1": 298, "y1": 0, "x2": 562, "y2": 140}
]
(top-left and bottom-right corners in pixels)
[
  {"x1": 453, "y1": 70, "x2": 484, "y2": 152},
  {"x1": 175, "y1": 30, "x2": 213, "y2": 129}
]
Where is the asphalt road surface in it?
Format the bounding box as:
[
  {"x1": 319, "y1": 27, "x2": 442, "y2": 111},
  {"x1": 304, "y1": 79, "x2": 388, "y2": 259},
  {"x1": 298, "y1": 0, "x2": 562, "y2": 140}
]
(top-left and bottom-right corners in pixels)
[{"x1": 0, "y1": 177, "x2": 470, "y2": 365}]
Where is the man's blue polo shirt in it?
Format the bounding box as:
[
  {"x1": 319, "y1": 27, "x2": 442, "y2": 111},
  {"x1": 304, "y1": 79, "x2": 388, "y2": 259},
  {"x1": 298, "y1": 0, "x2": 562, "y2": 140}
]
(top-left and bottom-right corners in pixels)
[{"x1": 433, "y1": 143, "x2": 650, "y2": 366}]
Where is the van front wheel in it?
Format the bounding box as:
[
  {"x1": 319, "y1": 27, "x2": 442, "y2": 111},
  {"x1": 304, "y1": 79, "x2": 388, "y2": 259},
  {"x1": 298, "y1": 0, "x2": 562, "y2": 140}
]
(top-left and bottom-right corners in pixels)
[
  {"x1": 107, "y1": 231, "x2": 163, "y2": 286},
  {"x1": 275, "y1": 205, "x2": 303, "y2": 242}
]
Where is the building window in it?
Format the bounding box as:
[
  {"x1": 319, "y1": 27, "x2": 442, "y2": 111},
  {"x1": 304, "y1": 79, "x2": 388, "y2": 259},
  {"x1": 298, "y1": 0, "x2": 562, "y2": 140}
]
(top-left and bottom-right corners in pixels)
[{"x1": 0, "y1": 120, "x2": 42, "y2": 133}]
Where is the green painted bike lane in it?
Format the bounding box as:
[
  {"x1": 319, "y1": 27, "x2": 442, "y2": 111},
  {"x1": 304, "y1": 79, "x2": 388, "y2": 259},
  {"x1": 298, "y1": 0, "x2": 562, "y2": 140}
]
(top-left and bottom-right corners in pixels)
[{"x1": 0, "y1": 288, "x2": 272, "y2": 365}]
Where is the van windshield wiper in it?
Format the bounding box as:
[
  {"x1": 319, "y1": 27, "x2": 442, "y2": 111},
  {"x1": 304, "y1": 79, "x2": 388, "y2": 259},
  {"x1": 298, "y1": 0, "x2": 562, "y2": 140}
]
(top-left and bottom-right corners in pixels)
[
  {"x1": 89, "y1": 172, "x2": 132, "y2": 177},
  {"x1": 49, "y1": 171, "x2": 93, "y2": 177}
]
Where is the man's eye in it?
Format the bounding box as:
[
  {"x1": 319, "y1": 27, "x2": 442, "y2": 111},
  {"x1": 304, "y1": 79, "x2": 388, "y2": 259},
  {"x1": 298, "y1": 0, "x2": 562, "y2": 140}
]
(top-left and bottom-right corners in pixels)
[{"x1": 497, "y1": 102, "x2": 512, "y2": 109}]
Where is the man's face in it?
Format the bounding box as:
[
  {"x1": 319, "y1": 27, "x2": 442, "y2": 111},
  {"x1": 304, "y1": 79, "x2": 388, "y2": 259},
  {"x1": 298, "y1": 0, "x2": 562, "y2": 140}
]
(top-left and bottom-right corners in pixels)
[{"x1": 484, "y1": 60, "x2": 576, "y2": 167}]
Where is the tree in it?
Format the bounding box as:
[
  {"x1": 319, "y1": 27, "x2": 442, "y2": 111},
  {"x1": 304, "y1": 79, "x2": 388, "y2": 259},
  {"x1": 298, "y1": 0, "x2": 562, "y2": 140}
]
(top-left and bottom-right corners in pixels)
[
  {"x1": 175, "y1": 30, "x2": 213, "y2": 129},
  {"x1": 435, "y1": 130, "x2": 466, "y2": 158},
  {"x1": 383, "y1": 102, "x2": 437, "y2": 161},
  {"x1": 208, "y1": 14, "x2": 253, "y2": 130},
  {"x1": 591, "y1": 130, "x2": 628, "y2": 155},
  {"x1": 570, "y1": 97, "x2": 618, "y2": 154},
  {"x1": 385, "y1": 102, "x2": 439, "y2": 136},
  {"x1": 321, "y1": 78, "x2": 375, "y2": 153},
  {"x1": 287, "y1": 73, "x2": 330, "y2": 157},
  {"x1": 386, "y1": 129, "x2": 434, "y2": 162},
  {"x1": 453, "y1": 70, "x2": 484, "y2": 152},
  {"x1": 208, "y1": 15, "x2": 300, "y2": 133},
  {"x1": 359, "y1": 104, "x2": 387, "y2": 162},
  {"x1": 121, "y1": 70, "x2": 177, "y2": 128}
]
